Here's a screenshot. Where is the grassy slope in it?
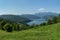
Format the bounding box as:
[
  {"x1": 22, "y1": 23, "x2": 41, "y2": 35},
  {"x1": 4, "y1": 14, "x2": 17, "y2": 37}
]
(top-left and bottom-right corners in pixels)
[{"x1": 0, "y1": 23, "x2": 60, "y2": 40}]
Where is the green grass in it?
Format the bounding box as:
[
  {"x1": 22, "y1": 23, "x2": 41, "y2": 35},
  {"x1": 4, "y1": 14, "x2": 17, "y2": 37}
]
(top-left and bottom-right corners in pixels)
[{"x1": 0, "y1": 23, "x2": 60, "y2": 40}]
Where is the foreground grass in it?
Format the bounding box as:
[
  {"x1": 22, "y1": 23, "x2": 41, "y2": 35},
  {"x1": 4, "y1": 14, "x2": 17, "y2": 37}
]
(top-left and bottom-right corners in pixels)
[{"x1": 0, "y1": 23, "x2": 60, "y2": 40}]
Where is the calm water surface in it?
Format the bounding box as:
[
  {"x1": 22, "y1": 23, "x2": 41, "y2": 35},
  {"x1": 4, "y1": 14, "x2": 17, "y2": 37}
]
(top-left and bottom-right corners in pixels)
[{"x1": 27, "y1": 19, "x2": 47, "y2": 26}]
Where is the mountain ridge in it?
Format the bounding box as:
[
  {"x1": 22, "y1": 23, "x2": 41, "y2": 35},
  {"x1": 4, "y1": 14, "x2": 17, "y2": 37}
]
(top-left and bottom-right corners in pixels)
[{"x1": 0, "y1": 15, "x2": 31, "y2": 24}]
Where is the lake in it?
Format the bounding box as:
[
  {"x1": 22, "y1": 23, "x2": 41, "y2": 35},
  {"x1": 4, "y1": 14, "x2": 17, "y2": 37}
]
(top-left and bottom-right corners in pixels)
[{"x1": 27, "y1": 19, "x2": 47, "y2": 26}]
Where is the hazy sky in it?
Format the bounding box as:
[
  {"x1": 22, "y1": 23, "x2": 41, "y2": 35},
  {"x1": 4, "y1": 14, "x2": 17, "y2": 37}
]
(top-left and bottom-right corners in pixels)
[{"x1": 0, "y1": 0, "x2": 60, "y2": 15}]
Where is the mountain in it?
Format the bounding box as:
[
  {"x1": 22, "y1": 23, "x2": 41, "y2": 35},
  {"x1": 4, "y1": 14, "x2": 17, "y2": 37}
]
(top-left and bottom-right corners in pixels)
[
  {"x1": 35, "y1": 12, "x2": 58, "y2": 20},
  {"x1": 20, "y1": 12, "x2": 58, "y2": 20},
  {"x1": 0, "y1": 14, "x2": 31, "y2": 23},
  {"x1": 20, "y1": 12, "x2": 58, "y2": 25},
  {"x1": 0, "y1": 12, "x2": 58, "y2": 26},
  {"x1": 20, "y1": 14, "x2": 40, "y2": 20}
]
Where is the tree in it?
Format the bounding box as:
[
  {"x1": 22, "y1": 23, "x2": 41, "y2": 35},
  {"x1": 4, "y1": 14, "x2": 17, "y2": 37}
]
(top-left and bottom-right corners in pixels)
[
  {"x1": 40, "y1": 22, "x2": 47, "y2": 26},
  {"x1": 3, "y1": 23, "x2": 13, "y2": 32},
  {"x1": 52, "y1": 17, "x2": 58, "y2": 23},
  {"x1": 47, "y1": 19, "x2": 53, "y2": 25},
  {"x1": 0, "y1": 20, "x2": 7, "y2": 30}
]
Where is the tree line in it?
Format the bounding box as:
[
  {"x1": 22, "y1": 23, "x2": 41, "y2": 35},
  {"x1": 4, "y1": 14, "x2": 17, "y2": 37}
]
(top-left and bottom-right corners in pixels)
[
  {"x1": 0, "y1": 18, "x2": 30, "y2": 32},
  {"x1": 40, "y1": 14, "x2": 60, "y2": 26}
]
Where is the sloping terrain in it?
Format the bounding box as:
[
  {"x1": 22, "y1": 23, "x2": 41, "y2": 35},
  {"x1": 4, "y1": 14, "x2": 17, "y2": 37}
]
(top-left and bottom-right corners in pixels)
[
  {"x1": 0, "y1": 23, "x2": 59, "y2": 40},
  {"x1": 0, "y1": 15, "x2": 31, "y2": 23},
  {"x1": 20, "y1": 14, "x2": 40, "y2": 20},
  {"x1": 35, "y1": 12, "x2": 58, "y2": 20}
]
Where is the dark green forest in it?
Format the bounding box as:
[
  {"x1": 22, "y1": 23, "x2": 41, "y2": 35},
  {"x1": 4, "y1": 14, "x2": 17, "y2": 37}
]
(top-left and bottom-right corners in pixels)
[{"x1": 0, "y1": 18, "x2": 30, "y2": 32}]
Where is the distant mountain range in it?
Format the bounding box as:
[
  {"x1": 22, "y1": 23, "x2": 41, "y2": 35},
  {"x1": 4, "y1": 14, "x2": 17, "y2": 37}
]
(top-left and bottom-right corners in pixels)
[
  {"x1": 20, "y1": 14, "x2": 40, "y2": 20},
  {"x1": 35, "y1": 12, "x2": 58, "y2": 20},
  {"x1": 20, "y1": 12, "x2": 58, "y2": 20},
  {"x1": 20, "y1": 12, "x2": 58, "y2": 25},
  {"x1": 0, "y1": 12, "x2": 58, "y2": 25}
]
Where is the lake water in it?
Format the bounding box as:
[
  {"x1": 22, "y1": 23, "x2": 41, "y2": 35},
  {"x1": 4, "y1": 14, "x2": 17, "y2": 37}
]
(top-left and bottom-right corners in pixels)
[{"x1": 27, "y1": 19, "x2": 47, "y2": 26}]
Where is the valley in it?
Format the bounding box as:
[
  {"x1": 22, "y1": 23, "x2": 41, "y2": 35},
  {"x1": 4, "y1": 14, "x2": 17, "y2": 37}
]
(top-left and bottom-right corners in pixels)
[{"x1": 0, "y1": 0, "x2": 60, "y2": 40}]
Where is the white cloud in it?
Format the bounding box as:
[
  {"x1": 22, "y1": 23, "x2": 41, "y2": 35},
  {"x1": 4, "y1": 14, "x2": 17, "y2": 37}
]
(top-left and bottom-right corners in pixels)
[
  {"x1": 38, "y1": 8, "x2": 46, "y2": 11},
  {"x1": 0, "y1": 10, "x2": 22, "y2": 15}
]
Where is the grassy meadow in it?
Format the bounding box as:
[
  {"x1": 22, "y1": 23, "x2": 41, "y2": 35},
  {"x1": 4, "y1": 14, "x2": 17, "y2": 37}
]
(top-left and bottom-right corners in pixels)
[{"x1": 0, "y1": 23, "x2": 60, "y2": 40}]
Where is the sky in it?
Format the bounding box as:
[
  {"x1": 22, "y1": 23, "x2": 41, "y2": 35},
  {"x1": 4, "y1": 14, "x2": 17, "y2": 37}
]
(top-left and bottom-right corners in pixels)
[{"x1": 0, "y1": 0, "x2": 60, "y2": 15}]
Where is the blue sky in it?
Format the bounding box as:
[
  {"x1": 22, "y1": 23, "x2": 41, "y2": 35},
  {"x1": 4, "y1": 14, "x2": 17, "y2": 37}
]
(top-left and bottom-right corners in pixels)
[{"x1": 0, "y1": 0, "x2": 60, "y2": 15}]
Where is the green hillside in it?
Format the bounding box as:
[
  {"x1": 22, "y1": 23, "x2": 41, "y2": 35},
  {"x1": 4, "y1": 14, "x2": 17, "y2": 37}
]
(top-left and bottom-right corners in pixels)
[
  {"x1": 0, "y1": 15, "x2": 31, "y2": 23},
  {"x1": 0, "y1": 23, "x2": 59, "y2": 40}
]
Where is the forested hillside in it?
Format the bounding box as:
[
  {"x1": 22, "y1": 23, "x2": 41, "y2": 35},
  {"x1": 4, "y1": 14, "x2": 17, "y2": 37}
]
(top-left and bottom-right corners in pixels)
[{"x1": 0, "y1": 15, "x2": 31, "y2": 23}]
